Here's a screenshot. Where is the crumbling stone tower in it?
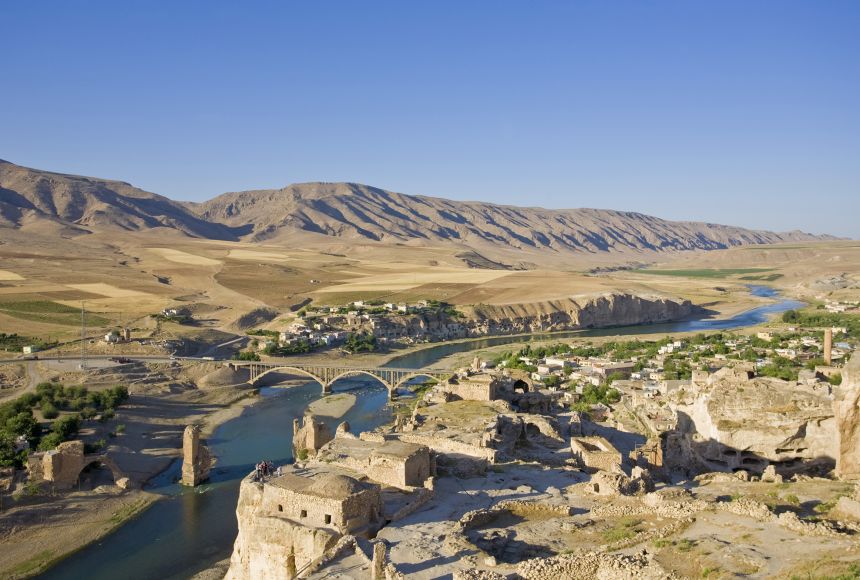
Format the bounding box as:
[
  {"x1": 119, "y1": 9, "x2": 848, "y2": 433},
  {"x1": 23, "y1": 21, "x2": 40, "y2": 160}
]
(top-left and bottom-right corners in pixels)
[
  {"x1": 292, "y1": 414, "x2": 334, "y2": 459},
  {"x1": 181, "y1": 424, "x2": 212, "y2": 486}
]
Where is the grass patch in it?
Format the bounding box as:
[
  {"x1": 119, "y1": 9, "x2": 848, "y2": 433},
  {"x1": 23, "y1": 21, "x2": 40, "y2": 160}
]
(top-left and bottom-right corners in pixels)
[
  {"x1": 0, "y1": 300, "x2": 110, "y2": 326},
  {"x1": 602, "y1": 516, "x2": 642, "y2": 543},
  {"x1": 8, "y1": 550, "x2": 56, "y2": 576},
  {"x1": 639, "y1": 268, "x2": 774, "y2": 279},
  {"x1": 108, "y1": 499, "x2": 151, "y2": 525},
  {"x1": 739, "y1": 273, "x2": 784, "y2": 281},
  {"x1": 677, "y1": 538, "x2": 696, "y2": 552}
]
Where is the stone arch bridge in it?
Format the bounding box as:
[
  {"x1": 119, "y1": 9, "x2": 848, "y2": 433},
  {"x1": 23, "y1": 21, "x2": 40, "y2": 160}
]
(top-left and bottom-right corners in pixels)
[{"x1": 229, "y1": 362, "x2": 453, "y2": 397}]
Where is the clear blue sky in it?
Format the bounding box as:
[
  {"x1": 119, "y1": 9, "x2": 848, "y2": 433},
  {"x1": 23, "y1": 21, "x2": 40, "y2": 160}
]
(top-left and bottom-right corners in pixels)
[{"x1": 2, "y1": 1, "x2": 858, "y2": 237}]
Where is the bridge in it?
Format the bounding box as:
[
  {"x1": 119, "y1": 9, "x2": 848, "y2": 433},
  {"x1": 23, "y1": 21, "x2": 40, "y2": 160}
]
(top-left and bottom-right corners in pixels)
[{"x1": 229, "y1": 361, "x2": 454, "y2": 397}]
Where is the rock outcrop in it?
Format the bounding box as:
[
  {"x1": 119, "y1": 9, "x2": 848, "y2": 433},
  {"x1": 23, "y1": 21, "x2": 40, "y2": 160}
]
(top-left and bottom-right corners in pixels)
[
  {"x1": 835, "y1": 356, "x2": 860, "y2": 479},
  {"x1": 465, "y1": 293, "x2": 695, "y2": 335},
  {"x1": 668, "y1": 369, "x2": 836, "y2": 475},
  {"x1": 181, "y1": 425, "x2": 212, "y2": 486}
]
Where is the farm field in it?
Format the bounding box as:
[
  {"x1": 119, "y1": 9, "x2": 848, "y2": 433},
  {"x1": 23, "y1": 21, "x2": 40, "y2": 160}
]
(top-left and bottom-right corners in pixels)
[{"x1": 0, "y1": 224, "x2": 857, "y2": 346}]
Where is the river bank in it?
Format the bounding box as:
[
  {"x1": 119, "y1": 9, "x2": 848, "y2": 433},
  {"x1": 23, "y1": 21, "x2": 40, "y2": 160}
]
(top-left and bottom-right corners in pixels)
[{"x1": 0, "y1": 379, "x2": 260, "y2": 579}]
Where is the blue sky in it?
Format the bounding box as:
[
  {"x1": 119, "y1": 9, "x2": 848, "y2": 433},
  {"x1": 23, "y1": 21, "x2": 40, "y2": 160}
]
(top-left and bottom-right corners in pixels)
[{"x1": 1, "y1": 1, "x2": 858, "y2": 237}]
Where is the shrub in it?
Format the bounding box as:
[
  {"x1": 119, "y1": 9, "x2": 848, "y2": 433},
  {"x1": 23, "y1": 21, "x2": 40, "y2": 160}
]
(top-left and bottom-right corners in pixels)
[
  {"x1": 41, "y1": 402, "x2": 59, "y2": 420},
  {"x1": 51, "y1": 414, "x2": 81, "y2": 439},
  {"x1": 37, "y1": 432, "x2": 64, "y2": 451}
]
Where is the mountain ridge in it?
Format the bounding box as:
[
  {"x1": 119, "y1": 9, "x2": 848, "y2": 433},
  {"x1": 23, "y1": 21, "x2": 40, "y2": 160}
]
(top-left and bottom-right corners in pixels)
[{"x1": 0, "y1": 159, "x2": 837, "y2": 257}]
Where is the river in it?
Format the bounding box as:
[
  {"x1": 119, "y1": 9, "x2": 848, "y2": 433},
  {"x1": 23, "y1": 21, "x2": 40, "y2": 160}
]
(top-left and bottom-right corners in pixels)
[{"x1": 39, "y1": 285, "x2": 801, "y2": 579}]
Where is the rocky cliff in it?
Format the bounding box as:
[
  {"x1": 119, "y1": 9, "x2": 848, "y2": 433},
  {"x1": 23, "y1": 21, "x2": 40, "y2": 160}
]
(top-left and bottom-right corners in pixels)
[
  {"x1": 463, "y1": 293, "x2": 694, "y2": 335},
  {"x1": 836, "y1": 356, "x2": 860, "y2": 479},
  {"x1": 669, "y1": 369, "x2": 837, "y2": 475},
  {"x1": 225, "y1": 477, "x2": 337, "y2": 579}
]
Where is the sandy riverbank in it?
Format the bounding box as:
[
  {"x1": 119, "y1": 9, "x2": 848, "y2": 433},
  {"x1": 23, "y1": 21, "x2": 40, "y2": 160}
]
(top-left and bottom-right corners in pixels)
[{"x1": 307, "y1": 393, "x2": 357, "y2": 419}]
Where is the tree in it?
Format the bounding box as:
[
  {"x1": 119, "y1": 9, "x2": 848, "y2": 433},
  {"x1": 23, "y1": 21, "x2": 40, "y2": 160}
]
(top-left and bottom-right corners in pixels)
[
  {"x1": 543, "y1": 375, "x2": 562, "y2": 388},
  {"x1": 5, "y1": 412, "x2": 39, "y2": 441}
]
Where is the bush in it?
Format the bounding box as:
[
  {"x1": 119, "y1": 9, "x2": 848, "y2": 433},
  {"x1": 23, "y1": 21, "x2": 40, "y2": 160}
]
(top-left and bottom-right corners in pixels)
[
  {"x1": 41, "y1": 401, "x2": 59, "y2": 420},
  {"x1": 51, "y1": 414, "x2": 81, "y2": 439},
  {"x1": 37, "y1": 432, "x2": 64, "y2": 451}
]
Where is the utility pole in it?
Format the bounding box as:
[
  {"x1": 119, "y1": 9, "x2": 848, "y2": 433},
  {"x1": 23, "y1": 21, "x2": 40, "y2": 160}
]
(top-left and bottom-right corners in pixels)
[{"x1": 80, "y1": 301, "x2": 87, "y2": 370}]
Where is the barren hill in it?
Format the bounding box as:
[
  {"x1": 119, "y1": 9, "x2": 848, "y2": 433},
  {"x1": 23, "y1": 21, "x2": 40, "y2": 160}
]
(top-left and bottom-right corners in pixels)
[
  {"x1": 0, "y1": 160, "x2": 833, "y2": 257},
  {"x1": 0, "y1": 159, "x2": 236, "y2": 239},
  {"x1": 192, "y1": 181, "x2": 831, "y2": 254}
]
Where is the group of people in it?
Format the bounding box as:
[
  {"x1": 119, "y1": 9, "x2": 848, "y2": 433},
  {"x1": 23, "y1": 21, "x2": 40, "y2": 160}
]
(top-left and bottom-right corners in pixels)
[{"x1": 253, "y1": 460, "x2": 280, "y2": 481}]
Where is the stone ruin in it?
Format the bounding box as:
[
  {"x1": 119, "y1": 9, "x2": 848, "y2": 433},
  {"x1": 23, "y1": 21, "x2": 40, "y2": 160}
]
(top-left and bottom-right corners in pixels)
[
  {"x1": 226, "y1": 424, "x2": 437, "y2": 580},
  {"x1": 181, "y1": 424, "x2": 211, "y2": 486},
  {"x1": 293, "y1": 413, "x2": 334, "y2": 459},
  {"x1": 225, "y1": 472, "x2": 385, "y2": 579},
  {"x1": 570, "y1": 436, "x2": 623, "y2": 473},
  {"x1": 27, "y1": 440, "x2": 129, "y2": 490},
  {"x1": 315, "y1": 436, "x2": 435, "y2": 490}
]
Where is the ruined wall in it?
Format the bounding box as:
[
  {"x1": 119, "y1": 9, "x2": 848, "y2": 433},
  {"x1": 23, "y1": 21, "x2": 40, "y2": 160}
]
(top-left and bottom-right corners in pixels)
[
  {"x1": 443, "y1": 379, "x2": 497, "y2": 402},
  {"x1": 42, "y1": 440, "x2": 86, "y2": 489},
  {"x1": 397, "y1": 433, "x2": 497, "y2": 462},
  {"x1": 293, "y1": 415, "x2": 334, "y2": 458},
  {"x1": 367, "y1": 447, "x2": 432, "y2": 489},
  {"x1": 571, "y1": 437, "x2": 622, "y2": 472}
]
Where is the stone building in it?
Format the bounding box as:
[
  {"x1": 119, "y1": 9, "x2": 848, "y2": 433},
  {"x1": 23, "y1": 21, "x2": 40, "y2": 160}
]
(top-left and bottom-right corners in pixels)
[
  {"x1": 316, "y1": 436, "x2": 434, "y2": 490},
  {"x1": 571, "y1": 436, "x2": 623, "y2": 472},
  {"x1": 181, "y1": 424, "x2": 211, "y2": 486},
  {"x1": 225, "y1": 469, "x2": 385, "y2": 579},
  {"x1": 266, "y1": 472, "x2": 383, "y2": 534}
]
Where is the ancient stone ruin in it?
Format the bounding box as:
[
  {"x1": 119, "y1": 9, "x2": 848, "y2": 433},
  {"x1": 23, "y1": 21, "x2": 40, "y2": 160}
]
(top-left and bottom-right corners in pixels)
[
  {"x1": 292, "y1": 414, "x2": 334, "y2": 459},
  {"x1": 181, "y1": 424, "x2": 212, "y2": 486},
  {"x1": 27, "y1": 440, "x2": 128, "y2": 490}
]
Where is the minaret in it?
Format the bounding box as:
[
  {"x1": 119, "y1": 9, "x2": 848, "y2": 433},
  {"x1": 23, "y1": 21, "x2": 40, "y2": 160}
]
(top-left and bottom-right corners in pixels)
[{"x1": 824, "y1": 328, "x2": 833, "y2": 366}]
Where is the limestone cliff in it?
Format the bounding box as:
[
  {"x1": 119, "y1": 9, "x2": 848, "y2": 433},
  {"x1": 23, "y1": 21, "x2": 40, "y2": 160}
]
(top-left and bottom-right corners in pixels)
[
  {"x1": 836, "y1": 356, "x2": 860, "y2": 479},
  {"x1": 225, "y1": 478, "x2": 337, "y2": 579},
  {"x1": 668, "y1": 370, "x2": 836, "y2": 475},
  {"x1": 464, "y1": 293, "x2": 694, "y2": 335}
]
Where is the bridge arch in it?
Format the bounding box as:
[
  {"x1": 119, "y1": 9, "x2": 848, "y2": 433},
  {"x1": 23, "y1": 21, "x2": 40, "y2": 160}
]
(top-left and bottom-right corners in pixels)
[
  {"x1": 326, "y1": 370, "x2": 393, "y2": 393},
  {"x1": 392, "y1": 372, "x2": 443, "y2": 391},
  {"x1": 249, "y1": 366, "x2": 327, "y2": 388}
]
